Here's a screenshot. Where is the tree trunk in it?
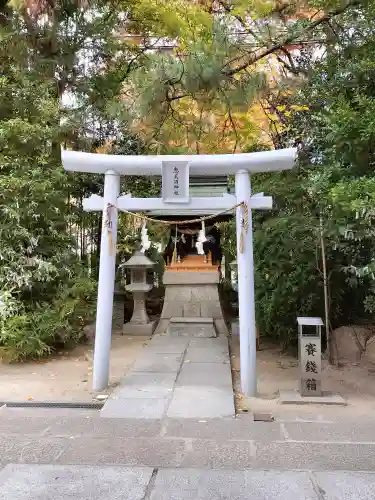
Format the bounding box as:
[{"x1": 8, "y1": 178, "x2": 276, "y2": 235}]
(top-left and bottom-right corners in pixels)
[{"x1": 320, "y1": 215, "x2": 333, "y2": 364}]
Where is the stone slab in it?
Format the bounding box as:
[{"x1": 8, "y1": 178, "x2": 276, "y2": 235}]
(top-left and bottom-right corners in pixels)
[
  {"x1": 165, "y1": 287, "x2": 192, "y2": 301},
  {"x1": 171, "y1": 317, "x2": 213, "y2": 324},
  {"x1": 44, "y1": 417, "x2": 162, "y2": 438},
  {"x1": 160, "y1": 301, "x2": 184, "y2": 319},
  {"x1": 0, "y1": 416, "x2": 53, "y2": 436},
  {"x1": 167, "y1": 387, "x2": 235, "y2": 418},
  {"x1": 165, "y1": 419, "x2": 282, "y2": 441},
  {"x1": 122, "y1": 322, "x2": 155, "y2": 336},
  {"x1": 0, "y1": 464, "x2": 153, "y2": 500},
  {"x1": 180, "y1": 440, "x2": 254, "y2": 469},
  {"x1": 57, "y1": 437, "x2": 187, "y2": 467},
  {"x1": 279, "y1": 390, "x2": 346, "y2": 405},
  {"x1": 147, "y1": 335, "x2": 190, "y2": 350},
  {"x1": 200, "y1": 302, "x2": 223, "y2": 318},
  {"x1": 117, "y1": 372, "x2": 177, "y2": 399},
  {"x1": 142, "y1": 342, "x2": 188, "y2": 353},
  {"x1": 314, "y1": 471, "x2": 375, "y2": 500},
  {"x1": 191, "y1": 285, "x2": 220, "y2": 301},
  {"x1": 169, "y1": 323, "x2": 216, "y2": 337},
  {"x1": 0, "y1": 436, "x2": 68, "y2": 466},
  {"x1": 254, "y1": 441, "x2": 375, "y2": 471},
  {"x1": 182, "y1": 303, "x2": 201, "y2": 317},
  {"x1": 150, "y1": 469, "x2": 318, "y2": 500},
  {"x1": 188, "y1": 336, "x2": 228, "y2": 349},
  {"x1": 130, "y1": 353, "x2": 183, "y2": 373},
  {"x1": 185, "y1": 347, "x2": 229, "y2": 363},
  {"x1": 163, "y1": 272, "x2": 219, "y2": 285},
  {"x1": 112, "y1": 386, "x2": 172, "y2": 400},
  {"x1": 177, "y1": 362, "x2": 233, "y2": 388},
  {"x1": 100, "y1": 398, "x2": 169, "y2": 419},
  {"x1": 284, "y1": 422, "x2": 375, "y2": 443}
]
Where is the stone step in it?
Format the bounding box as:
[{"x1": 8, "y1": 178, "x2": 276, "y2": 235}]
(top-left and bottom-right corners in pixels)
[
  {"x1": 168, "y1": 317, "x2": 217, "y2": 338},
  {"x1": 3, "y1": 416, "x2": 375, "y2": 472}
]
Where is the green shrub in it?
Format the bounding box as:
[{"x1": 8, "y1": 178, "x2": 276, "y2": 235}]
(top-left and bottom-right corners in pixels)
[{"x1": 0, "y1": 276, "x2": 97, "y2": 362}]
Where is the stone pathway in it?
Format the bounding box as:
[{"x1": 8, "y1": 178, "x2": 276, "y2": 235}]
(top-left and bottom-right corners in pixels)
[
  {"x1": 2, "y1": 406, "x2": 375, "y2": 498},
  {"x1": 3, "y1": 333, "x2": 375, "y2": 498},
  {"x1": 2, "y1": 464, "x2": 375, "y2": 500},
  {"x1": 101, "y1": 334, "x2": 235, "y2": 419}
]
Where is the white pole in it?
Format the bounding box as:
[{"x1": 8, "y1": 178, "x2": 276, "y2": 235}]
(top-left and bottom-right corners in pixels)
[
  {"x1": 235, "y1": 169, "x2": 257, "y2": 396},
  {"x1": 92, "y1": 170, "x2": 120, "y2": 392}
]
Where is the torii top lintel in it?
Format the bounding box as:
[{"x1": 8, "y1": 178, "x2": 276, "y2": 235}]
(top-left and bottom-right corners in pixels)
[{"x1": 62, "y1": 148, "x2": 296, "y2": 176}]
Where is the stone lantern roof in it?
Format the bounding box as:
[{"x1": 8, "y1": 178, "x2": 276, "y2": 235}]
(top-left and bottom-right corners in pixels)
[{"x1": 123, "y1": 249, "x2": 155, "y2": 269}]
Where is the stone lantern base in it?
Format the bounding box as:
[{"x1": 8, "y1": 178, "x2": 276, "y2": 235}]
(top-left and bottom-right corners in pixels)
[
  {"x1": 123, "y1": 321, "x2": 156, "y2": 336},
  {"x1": 123, "y1": 288, "x2": 156, "y2": 336}
]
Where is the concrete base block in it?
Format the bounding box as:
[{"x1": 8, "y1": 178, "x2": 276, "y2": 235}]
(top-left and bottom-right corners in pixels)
[
  {"x1": 279, "y1": 390, "x2": 346, "y2": 406},
  {"x1": 122, "y1": 322, "x2": 155, "y2": 336}
]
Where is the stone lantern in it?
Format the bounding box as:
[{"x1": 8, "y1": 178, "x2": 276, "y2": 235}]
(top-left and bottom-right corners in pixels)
[
  {"x1": 229, "y1": 259, "x2": 238, "y2": 291},
  {"x1": 122, "y1": 248, "x2": 156, "y2": 336}
]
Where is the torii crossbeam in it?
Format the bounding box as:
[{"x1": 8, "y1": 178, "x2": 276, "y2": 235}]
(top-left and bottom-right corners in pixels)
[{"x1": 62, "y1": 148, "x2": 296, "y2": 395}]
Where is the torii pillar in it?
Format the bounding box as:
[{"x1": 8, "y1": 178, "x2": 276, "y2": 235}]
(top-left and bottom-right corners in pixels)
[{"x1": 62, "y1": 148, "x2": 296, "y2": 394}]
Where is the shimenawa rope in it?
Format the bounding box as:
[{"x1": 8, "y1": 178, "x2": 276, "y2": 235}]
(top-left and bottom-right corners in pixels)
[{"x1": 103, "y1": 201, "x2": 249, "y2": 254}]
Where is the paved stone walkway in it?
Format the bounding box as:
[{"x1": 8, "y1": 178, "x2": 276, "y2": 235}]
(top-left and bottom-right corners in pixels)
[
  {"x1": 2, "y1": 464, "x2": 375, "y2": 499},
  {"x1": 2, "y1": 407, "x2": 375, "y2": 498},
  {"x1": 101, "y1": 334, "x2": 235, "y2": 419}
]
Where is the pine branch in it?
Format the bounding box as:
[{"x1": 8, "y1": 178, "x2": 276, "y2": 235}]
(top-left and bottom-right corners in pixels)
[{"x1": 223, "y1": 0, "x2": 362, "y2": 77}]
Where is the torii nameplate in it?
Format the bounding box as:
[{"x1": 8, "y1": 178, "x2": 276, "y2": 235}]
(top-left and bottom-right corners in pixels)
[{"x1": 161, "y1": 161, "x2": 190, "y2": 203}]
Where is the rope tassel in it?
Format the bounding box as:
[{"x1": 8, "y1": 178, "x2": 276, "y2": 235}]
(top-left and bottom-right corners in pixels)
[{"x1": 172, "y1": 224, "x2": 178, "y2": 264}]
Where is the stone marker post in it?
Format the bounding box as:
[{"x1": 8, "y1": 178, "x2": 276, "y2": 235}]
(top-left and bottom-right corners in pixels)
[{"x1": 298, "y1": 317, "x2": 323, "y2": 397}]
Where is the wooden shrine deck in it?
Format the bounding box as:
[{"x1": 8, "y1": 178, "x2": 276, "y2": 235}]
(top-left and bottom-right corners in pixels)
[{"x1": 167, "y1": 254, "x2": 217, "y2": 273}]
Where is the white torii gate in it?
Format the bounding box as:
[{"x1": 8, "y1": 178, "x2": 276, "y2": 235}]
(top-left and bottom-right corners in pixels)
[{"x1": 62, "y1": 148, "x2": 296, "y2": 395}]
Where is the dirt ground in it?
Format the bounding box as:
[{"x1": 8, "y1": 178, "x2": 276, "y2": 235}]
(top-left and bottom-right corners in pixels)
[
  {"x1": 230, "y1": 335, "x2": 375, "y2": 421},
  {"x1": 0, "y1": 335, "x2": 150, "y2": 402},
  {"x1": 3, "y1": 332, "x2": 375, "y2": 421}
]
